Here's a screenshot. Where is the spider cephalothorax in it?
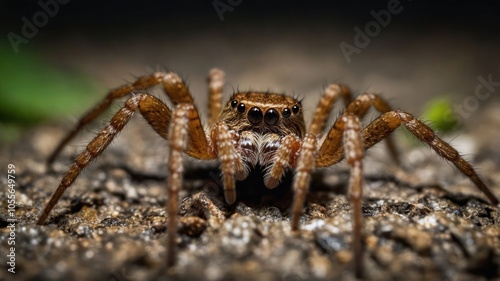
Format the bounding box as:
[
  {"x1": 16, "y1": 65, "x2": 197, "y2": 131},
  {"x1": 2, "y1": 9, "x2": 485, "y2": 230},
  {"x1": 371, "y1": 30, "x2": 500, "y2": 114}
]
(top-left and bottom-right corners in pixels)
[
  {"x1": 217, "y1": 92, "x2": 306, "y2": 190},
  {"x1": 221, "y1": 92, "x2": 305, "y2": 137},
  {"x1": 37, "y1": 68, "x2": 499, "y2": 278}
]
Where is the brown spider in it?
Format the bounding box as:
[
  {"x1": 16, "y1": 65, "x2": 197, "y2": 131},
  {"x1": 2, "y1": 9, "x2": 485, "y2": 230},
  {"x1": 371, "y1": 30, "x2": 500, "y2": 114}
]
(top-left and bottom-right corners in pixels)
[{"x1": 37, "y1": 68, "x2": 499, "y2": 278}]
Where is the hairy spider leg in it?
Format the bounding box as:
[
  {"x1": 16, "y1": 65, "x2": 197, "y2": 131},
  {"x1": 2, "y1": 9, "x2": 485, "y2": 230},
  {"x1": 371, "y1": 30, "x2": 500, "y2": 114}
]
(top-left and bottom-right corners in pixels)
[
  {"x1": 308, "y1": 108, "x2": 499, "y2": 277},
  {"x1": 291, "y1": 113, "x2": 365, "y2": 277},
  {"x1": 167, "y1": 103, "x2": 206, "y2": 267},
  {"x1": 208, "y1": 68, "x2": 225, "y2": 127},
  {"x1": 37, "y1": 93, "x2": 172, "y2": 225},
  {"x1": 211, "y1": 121, "x2": 248, "y2": 204},
  {"x1": 46, "y1": 69, "x2": 223, "y2": 165},
  {"x1": 342, "y1": 115, "x2": 365, "y2": 278},
  {"x1": 309, "y1": 84, "x2": 353, "y2": 135},
  {"x1": 263, "y1": 134, "x2": 302, "y2": 189},
  {"x1": 316, "y1": 92, "x2": 399, "y2": 167},
  {"x1": 359, "y1": 110, "x2": 499, "y2": 205}
]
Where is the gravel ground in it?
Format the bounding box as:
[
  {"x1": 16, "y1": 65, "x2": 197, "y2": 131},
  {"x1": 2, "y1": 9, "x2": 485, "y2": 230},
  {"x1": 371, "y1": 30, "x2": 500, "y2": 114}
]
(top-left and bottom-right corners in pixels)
[{"x1": 1, "y1": 95, "x2": 499, "y2": 281}]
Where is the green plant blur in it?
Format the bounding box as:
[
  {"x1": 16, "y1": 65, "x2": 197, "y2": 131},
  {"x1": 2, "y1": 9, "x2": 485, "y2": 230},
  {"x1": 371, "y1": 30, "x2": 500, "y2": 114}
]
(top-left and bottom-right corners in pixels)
[
  {"x1": 420, "y1": 97, "x2": 460, "y2": 133},
  {"x1": 400, "y1": 96, "x2": 462, "y2": 147},
  {"x1": 0, "y1": 44, "x2": 103, "y2": 142}
]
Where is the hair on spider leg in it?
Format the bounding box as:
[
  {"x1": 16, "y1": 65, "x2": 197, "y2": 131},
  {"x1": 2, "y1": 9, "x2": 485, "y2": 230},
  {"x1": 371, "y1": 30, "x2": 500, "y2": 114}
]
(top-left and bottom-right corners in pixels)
[
  {"x1": 179, "y1": 73, "x2": 191, "y2": 87},
  {"x1": 143, "y1": 63, "x2": 171, "y2": 75}
]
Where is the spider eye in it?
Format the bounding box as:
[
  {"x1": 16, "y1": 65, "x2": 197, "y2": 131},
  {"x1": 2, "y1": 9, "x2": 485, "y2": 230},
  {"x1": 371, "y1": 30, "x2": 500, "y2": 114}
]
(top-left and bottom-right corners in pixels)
[
  {"x1": 264, "y1": 108, "x2": 280, "y2": 126},
  {"x1": 282, "y1": 108, "x2": 291, "y2": 118},
  {"x1": 231, "y1": 100, "x2": 238, "y2": 108},
  {"x1": 292, "y1": 105, "x2": 300, "y2": 114},
  {"x1": 237, "y1": 103, "x2": 246, "y2": 113},
  {"x1": 248, "y1": 107, "x2": 263, "y2": 125}
]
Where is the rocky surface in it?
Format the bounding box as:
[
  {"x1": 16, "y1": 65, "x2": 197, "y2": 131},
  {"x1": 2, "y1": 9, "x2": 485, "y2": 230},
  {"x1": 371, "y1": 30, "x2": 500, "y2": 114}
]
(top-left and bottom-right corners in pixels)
[{"x1": 1, "y1": 99, "x2": 500, "y2": 281}]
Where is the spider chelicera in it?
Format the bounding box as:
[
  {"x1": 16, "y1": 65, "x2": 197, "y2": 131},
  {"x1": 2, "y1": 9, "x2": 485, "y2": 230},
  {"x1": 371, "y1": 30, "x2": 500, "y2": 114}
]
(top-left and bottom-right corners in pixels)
[{"x1": 37, "y1": 68, "x2": 499, "y2": 278}]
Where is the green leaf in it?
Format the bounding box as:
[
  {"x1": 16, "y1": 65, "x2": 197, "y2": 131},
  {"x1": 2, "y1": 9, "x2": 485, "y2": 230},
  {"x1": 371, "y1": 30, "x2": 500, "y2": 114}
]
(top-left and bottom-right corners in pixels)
[
  {"x1": 0, "y1": 44, "x2": 103, "y2": 125},
  {"x1": 420, "y1": 97, "x2": 460, "y2": 134}
]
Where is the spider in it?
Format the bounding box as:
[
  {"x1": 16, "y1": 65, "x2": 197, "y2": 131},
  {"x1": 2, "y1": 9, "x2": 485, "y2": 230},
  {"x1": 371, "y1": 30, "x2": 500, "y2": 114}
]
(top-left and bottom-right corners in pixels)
[{"x1": 37, "y1": 68, "x2": 499, "y2": 278}]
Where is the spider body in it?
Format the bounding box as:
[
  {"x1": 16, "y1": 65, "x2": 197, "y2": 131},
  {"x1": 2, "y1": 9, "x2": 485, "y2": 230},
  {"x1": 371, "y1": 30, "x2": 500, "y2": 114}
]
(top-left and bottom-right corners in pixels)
[
  {"x1": 37, "y1": 68, "x2": 499, "y2": 278},
  {"x1": 218, "y1": 92, "x2": 305, "y2": 193},
  {"x1": 221, "y1": 92, "x2": 305, "y2": 136}
]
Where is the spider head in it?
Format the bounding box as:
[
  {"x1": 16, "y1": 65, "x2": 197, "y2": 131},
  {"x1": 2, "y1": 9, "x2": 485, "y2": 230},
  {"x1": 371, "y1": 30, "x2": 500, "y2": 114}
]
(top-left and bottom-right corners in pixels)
[{"x1": 220, "y1": 92, "x2": 306, "y2": 137}]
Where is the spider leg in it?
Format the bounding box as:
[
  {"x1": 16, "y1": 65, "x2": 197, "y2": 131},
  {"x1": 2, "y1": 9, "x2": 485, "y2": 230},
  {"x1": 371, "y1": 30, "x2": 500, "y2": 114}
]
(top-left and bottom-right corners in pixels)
[
  {"x1": 161, "y1": 72, "x2": 217, "y2": 160},
  {"x1": 212, "y1": 122, "x2": 248, "y2": 204},
  {"x1": 343, "y1": 93, "x2": 399, "y2": 164},
  {"x1": 360, "y1": 110, "x2": 499, "y2": 204},
  {"x1": 289, "y1": 84, "x2": 352, "y2": 229},
  {"x1": 47, "y1": 71, "x2": 198, "y2": 166},
  {"x1": 167, "y1": 103, "x2": 196, "y2": 267},
  {"x1": 291, "y1": 114, "x2": 365, "y2": 277},
  {"x1": 341, "y1": 114, "x2": 365, "y2": 279},
  {"x1": 207, "y1": 68, "x2": 225, "y2": 127},
  {"x1": 291, "y1": 133, "x2": 318, "y2": 230},
  {"x1": 313, "y1": 104, "x2": 500, "y2": 276},
  {"x1": 263, "y1": 134, "x2": 301, "y2": 189},
  {"x1": 309, "y1": 84, "x2": 352, "y2": 135},
  {"x1": 316, "y1": 92, "x2": 399, "y2": 167},
  {"x1": 37, "y1": 93, "x2": 173, "y2": 225}
]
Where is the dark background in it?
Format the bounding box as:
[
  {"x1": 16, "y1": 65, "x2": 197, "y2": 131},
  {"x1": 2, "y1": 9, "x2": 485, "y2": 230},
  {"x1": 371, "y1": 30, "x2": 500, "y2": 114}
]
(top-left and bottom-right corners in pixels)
[
  {"x1": 1, "y1": 0, "x2": 500, "y2": 131},
  {"x1": 3, "y1": 1, "x2": 500, "y2": 32}
]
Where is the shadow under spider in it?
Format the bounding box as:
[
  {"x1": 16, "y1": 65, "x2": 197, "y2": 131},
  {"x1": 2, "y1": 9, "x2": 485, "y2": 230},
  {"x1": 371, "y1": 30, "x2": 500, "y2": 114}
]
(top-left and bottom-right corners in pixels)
[{"x1": 97, "y1": 163, "x2": 395, "y2": 211}]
